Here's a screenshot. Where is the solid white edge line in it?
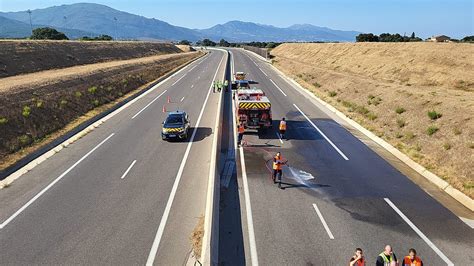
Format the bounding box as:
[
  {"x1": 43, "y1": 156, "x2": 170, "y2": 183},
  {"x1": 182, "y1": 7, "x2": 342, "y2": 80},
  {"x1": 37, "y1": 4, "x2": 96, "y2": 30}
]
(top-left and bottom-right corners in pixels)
[
  {"x1": 312, "y1": 203, "x2": 335, "y2": 239},
  {"x1": 145, "y1": 54, "x2": 225, "y2": 266},
  {"x1": 384, "y1": 198, "x2": 454, "y2": 265},
  {"x1": 231, "y1": 50, "x2": 259, "y2": 266},
  {"x1": 269, "y1": 79, "x2": 287, "y2": 97},
  {"x1": 131, "y1": 90, "x2": 167, "y2": 119},
  {"x1": 293, "y1": 104, "x2": 349, "y2": 160},
  {"x1": 0, "y1": 133, "x2": 115, "y2": 229},
  {"x1": 120, "y1": 160, "x2": 137, "y2": 179},
  {"x1": 275, "y1": 132, "x2": 284, "y2": 144}
]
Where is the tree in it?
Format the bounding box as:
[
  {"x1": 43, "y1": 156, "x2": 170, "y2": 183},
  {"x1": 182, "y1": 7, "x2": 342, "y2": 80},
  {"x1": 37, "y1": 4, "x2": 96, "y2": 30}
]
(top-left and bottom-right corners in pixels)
[
  {"x1": 178, "y1": 40, "x2": 191, "y2": 45},
  {"x1": 219, "y1": 39, "x2": 230, "y2": 47},
  {"x1": 265, "y1": 42, "x2": 279, "y2": 49},
  {"x1": 461, "y1": 36, "x2": 474, "y2": 42},
  {"x1": 410, "y1": 32, "x2": 416, "y2": 39},
  {"x1": 200, "y1": 38, "x2": 216, "y2": 46},
  {"x1": 356, "y1": 33, "x2": 379, "y2": 42},
  {"x1": 31, "y1": 27, "x2": 69, "y2": 40}
]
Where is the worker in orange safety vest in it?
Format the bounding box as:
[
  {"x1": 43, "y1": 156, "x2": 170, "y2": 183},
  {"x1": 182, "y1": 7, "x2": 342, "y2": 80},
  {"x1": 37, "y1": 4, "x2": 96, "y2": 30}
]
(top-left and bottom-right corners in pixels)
[
  {"x1": 279, "y1": 117, "x2": 287, "y2": 140},
  {"x1": 402, "y1": 248, "x2": 423, "y2": 266},
  {"x1": 237, "y1": 122, "x2": 245, "y2": 147},
  {"x1": 272, "y1": 152, "x2": 284, "y2": 188}
]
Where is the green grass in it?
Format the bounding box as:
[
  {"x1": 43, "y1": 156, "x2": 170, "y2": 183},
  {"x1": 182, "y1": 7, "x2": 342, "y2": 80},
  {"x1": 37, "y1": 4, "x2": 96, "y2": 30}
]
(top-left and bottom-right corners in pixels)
[
  {"x1": 395, "y1": 107, "x2": 406, "y2": 114},
  {"x1": 36, "y1": 100, "x2": 44, "y2": 108},
  {"x1": 328, "y1": 91, "x2": 337, "y2": 97},
  {"x1": 428, "y1": 110, "x2": 442, "y2": 120},
  {"x1": 88, "y1": 86, "x2": 97, "y2": 94},
  {"x1": 427, "y1": 125, "x2": 439, "y2": 136},
  {"x1": 22, "y1": 106, "x2": 31, "y2": 118}
]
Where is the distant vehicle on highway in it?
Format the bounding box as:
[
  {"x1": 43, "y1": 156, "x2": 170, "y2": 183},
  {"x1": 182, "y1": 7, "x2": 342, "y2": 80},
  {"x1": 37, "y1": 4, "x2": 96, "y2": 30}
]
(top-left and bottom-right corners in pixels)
[{"x1": 161, "y1": 111, "x2": 190, "y2": 140}]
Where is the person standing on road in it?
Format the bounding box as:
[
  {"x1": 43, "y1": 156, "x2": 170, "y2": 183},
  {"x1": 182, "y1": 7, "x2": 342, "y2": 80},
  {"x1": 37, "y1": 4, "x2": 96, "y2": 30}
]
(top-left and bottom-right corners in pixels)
[
  {"x1": 376, "y1": 245, "x2": 398, "y2": 266},
  {"x1": 279, "y1": 117, "x2": 287, "y2": 140},
  {"x1": 237, "y1": 122, "x2": 245, "y2": 147},
  {"x1": 217, "y1": 80, "x2": 222, "y2": 92},
  {"x1": 224, "y1": 80, "x2": 229, "y2": 92},
  {"x1": 349, "y1": 247, "x2": 365, "y2": 266},
  {"x1": 272, "y1": 152, "x2": 284, "y2": 188},
  {"x1": 402, "y1": 248, "x2": 423, "y2": 266},
  {"x1": 212, "y1": 80, "x2": 217, "y2": 93}
]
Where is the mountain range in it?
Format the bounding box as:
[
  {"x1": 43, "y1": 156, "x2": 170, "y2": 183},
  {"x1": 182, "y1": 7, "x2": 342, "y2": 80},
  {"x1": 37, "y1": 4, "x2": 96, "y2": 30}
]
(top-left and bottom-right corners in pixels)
[{"x1": 0, "y1": 3, "x2": 360, "y2": 42}]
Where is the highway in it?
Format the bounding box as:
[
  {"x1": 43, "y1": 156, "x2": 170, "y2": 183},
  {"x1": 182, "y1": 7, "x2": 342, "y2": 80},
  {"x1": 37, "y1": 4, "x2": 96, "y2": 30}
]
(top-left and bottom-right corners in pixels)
[
  {"x1": 0, "y1": 50, "x2": 227, "y2": 265},
  {"x1": 0, "y1": 46, "x2": 472, "y2": 265},
  {"x1": 227, "y1": 48, "x2": 474, "y2": 265}
]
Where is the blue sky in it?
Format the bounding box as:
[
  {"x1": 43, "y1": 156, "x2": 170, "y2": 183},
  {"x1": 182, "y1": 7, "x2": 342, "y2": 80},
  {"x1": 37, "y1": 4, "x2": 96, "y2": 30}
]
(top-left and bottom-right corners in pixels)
[{"x1": 1, "y1": 0, "x2": 473, "y2": 38}]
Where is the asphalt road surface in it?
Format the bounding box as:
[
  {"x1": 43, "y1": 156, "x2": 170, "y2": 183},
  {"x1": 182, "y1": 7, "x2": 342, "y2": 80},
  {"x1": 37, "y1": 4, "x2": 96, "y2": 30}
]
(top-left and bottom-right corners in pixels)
[
  {"x1": 0, "y1": 50, "x2": 227, "y2": 265},
  {"x1": 228, "y1": 48, "x2": 473, "y2": 266}
]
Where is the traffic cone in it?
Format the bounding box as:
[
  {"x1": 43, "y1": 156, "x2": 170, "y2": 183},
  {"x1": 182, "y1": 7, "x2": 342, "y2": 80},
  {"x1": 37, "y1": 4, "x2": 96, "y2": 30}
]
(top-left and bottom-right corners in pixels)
[
  {"x1": 162, "y1": 105, "x2": 166, "y2": 113},
  {"x1": 167, "y1": 96, "x2": 171, "y2": 103}
]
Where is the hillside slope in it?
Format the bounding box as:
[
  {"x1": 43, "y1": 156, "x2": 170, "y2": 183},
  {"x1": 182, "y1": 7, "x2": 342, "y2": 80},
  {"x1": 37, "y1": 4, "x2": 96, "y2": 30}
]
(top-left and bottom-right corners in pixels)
[
  {"x1": 0, "y1": 40, "x2": 181, "y2": 78},
  {"x1": 271, "y1": 42, "x2": 474, "y2": 197}
]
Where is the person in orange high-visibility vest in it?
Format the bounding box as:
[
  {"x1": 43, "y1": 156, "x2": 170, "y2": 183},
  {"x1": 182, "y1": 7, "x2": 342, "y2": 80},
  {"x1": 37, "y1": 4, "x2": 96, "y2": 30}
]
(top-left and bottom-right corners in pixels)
[
  {"x1": 272, "y1": 152, "x2": 284, "y2": 188},
  {"x1": 349, "y1": 248, "x2": 365, "y2": 266},
  {"x1": 402, "y1": 248, "x2": 423, "y2": 266},
  {"x1": 279, "y1": 117, "x2": 287, "y2": 140},
  {"x1": 237, "y1": 122, "x2": 245, "y2": 147}
]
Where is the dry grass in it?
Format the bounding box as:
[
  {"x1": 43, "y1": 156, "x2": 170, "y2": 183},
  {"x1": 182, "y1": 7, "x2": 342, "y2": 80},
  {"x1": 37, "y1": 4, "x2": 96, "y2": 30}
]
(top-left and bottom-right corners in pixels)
[
  {"x1": 271, "y1": 42, "x2": 474, "y2": 198},
  {"x1": 190, "y1": 215, "x2": 205, "y2": 260},
  {"x1": 176, "y1": 45, "x2": 195, "y2": 52}
]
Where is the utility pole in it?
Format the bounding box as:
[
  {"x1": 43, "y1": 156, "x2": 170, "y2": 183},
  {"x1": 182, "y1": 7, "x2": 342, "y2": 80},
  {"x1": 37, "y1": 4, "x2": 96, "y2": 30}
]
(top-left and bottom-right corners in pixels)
[
  {"x1": 113, "y1": 17, "x2": 118, "y2": 40},
  {"x1": 27, "y1": 9, "x2": 33, "y2": 35}
]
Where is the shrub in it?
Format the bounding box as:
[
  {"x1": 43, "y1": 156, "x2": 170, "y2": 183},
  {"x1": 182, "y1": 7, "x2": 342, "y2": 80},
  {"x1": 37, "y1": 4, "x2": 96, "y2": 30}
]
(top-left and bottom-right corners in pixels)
[
  {"x1": 36, "y1": 100, "x2": 44, "y2": 108},
  {"x1": 313, "y1": 82, "x2": 321, "y2": 88},
  {"x1": 427, "y1": 125, "x2": 439, "y2": 135},
  {"x1": 428, "y1": 110, "x2": 442, "y2": 120},
  {"x1": 395, "y1": 132, "x2": 403, "y2": 139},
  {"x1": 443, "y1": 142, "x2": 451, "y2": 150},
  {"x1": 328, "y1": 91, "x2": 337, "y2": 97},
  {"x1": 395, "y1": 107, "x2": 406, "y2": 114},
  {"x1": 367, "y1": 113, "x2": 378, "y2": 120},
  {"x1": 453, "y1": 128, "x2": 462, "y2": 135},
  {"x1": 355, "y1": 106, "x2": 370, "y2": 115},
  {"x1": 0, "y1": 117, "x2": 8, "y2": 125},
  {"x1": 60, "y1": 99, "x2": 68, "y2": 107},
  {"x1": 368, "y1": 94, "x2": 375, "y2": 100},
  {"x1": 405, "y1": 131, "x2": 415, "y2": 140},
  {"x1": 118, "y1": 92, "x2": 123, "y2": 97},
  {"x1": 18, "y1": 134, "x2": 31, "y2": 145},
  {"x1": 106, "y1": 86, "x2": 113, "y2": 92},
  {"x1": 75, "y1": 91, "x2": 82, "y2": 98},
  {"x1": 22, "y1": 106, "x2": 31, "y2": 118},
  {"x1": 88, "y1": 86, "x2": 97, "y2": 94},
  {"x1": 92, "y1": 99, "x2": 100, "y2": 106},
  {"x1": 397, "y1": 118, "x2": 405, "y2": 128}
]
